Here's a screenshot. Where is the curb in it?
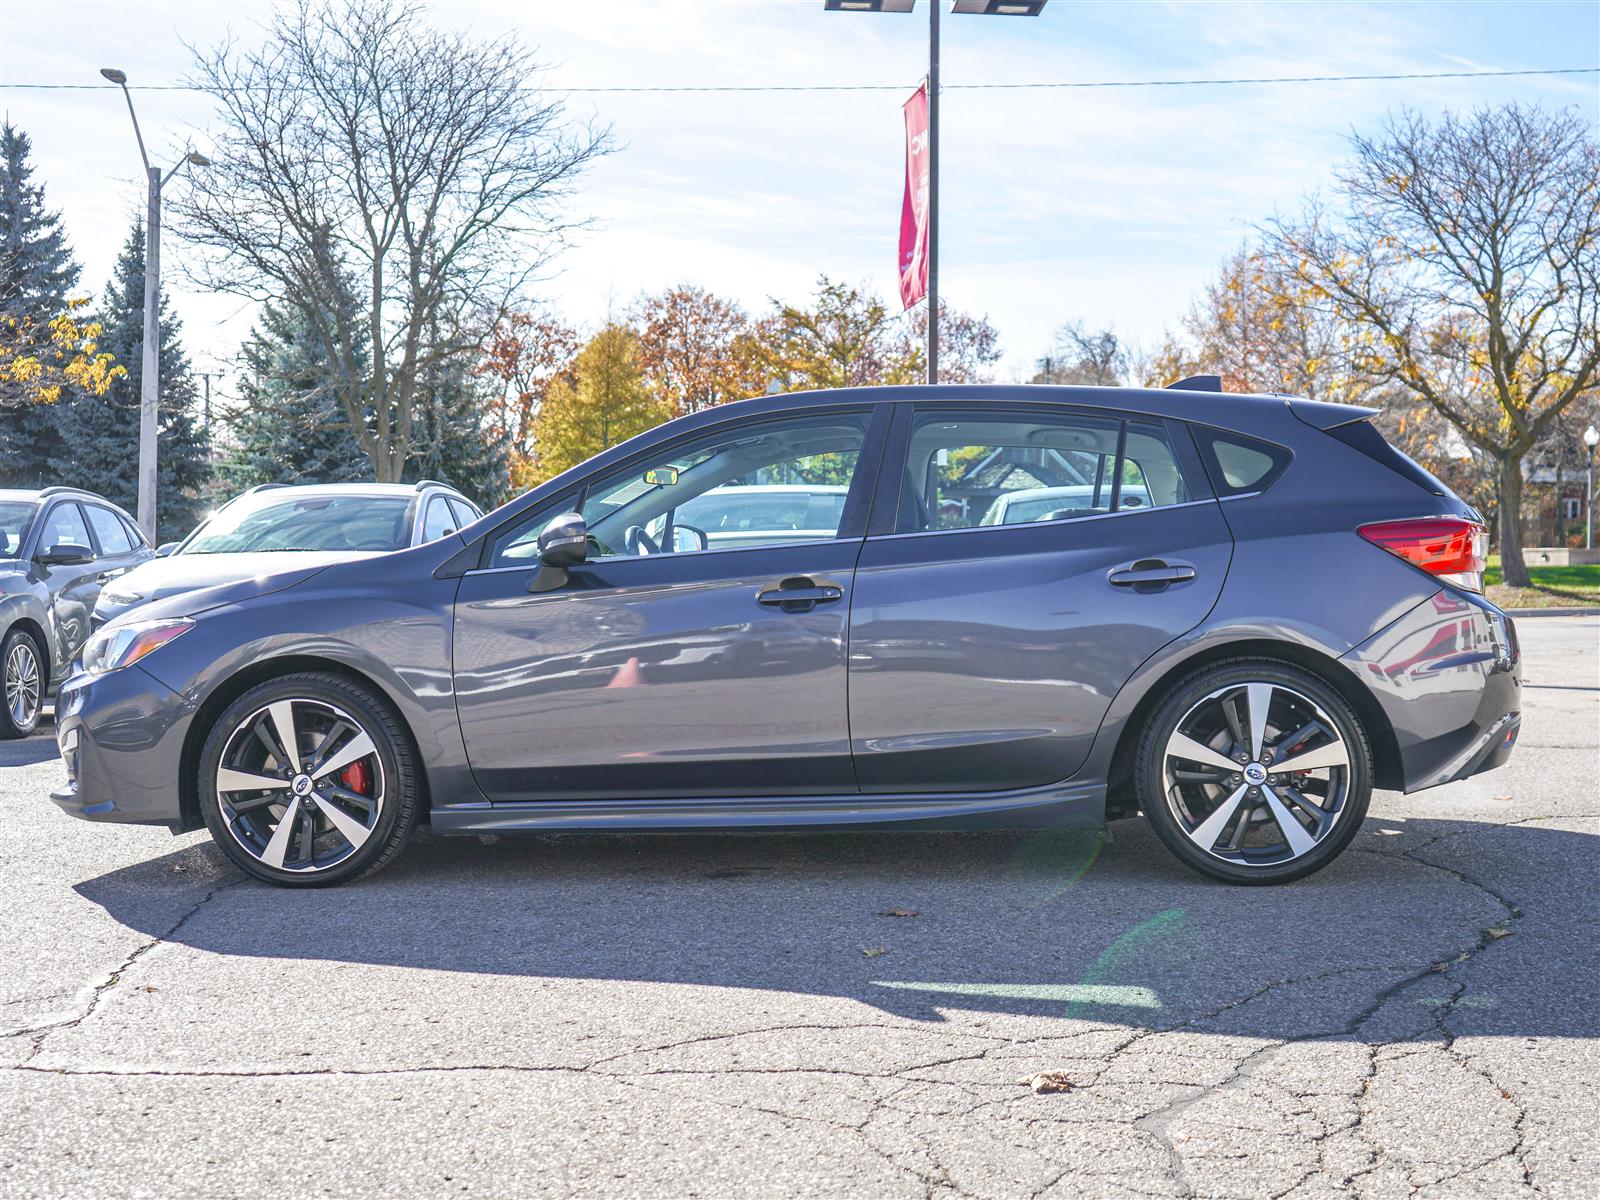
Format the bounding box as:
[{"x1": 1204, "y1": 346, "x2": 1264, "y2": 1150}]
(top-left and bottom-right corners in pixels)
[{"x1": 1501, "y1": 607, "x2": 1600, "y2": 618}]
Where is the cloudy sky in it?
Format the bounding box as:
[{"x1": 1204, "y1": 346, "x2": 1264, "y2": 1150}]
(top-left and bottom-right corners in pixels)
[{"x1": 1, "y1": 0, "x2": 1595, "y2": 395}]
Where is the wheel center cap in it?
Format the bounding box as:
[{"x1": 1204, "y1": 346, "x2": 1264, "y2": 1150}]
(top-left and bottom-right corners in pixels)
[
  {"x1": 290, "y1": 774, "x2": 314, "y2": 797},
  {"x1": 1243, "y1": 763, "x2": 1267, "y2": 786}
]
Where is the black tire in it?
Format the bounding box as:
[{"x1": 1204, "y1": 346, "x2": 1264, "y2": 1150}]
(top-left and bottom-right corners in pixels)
[
  {"x1": 1, "y1": 626, "x2": 45, "y2": 740},
  {"x1": 198, "y1": 671, "x2": 421, "y2": 887},
  {"x1": 1135, "y1": 657, "x2": 1373, "y2": 885}
]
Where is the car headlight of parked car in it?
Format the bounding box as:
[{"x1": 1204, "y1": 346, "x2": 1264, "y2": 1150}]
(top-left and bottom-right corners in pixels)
[
  {"x1": 80, "y1": 618, "x2": 193, "y2": 676},
  {"x1": 99, "y1": 586, "x2": 144, "y2": 606}
]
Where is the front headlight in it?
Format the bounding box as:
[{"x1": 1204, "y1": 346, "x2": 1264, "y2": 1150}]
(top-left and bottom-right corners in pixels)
[
  {"x1": 100, "y1": 587, "x2": 144, "y2": 606},
  {"x1": 81, "y1": 618, "x2": 193, "y2": 676}
]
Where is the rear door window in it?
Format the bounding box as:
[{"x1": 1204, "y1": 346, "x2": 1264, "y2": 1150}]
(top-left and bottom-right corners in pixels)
[{"x1": 894, "y1": 408, "x2": 1193, "y2": 533}]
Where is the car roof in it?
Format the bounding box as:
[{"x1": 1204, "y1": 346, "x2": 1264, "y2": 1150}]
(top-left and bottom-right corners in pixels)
[{"x1": 224, "y1": 482, "x2": 462, "y2": 505}]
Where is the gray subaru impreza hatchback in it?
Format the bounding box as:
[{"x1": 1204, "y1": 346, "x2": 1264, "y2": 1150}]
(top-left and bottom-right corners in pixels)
[{"x1": 49, "y1": 383, "x2": 1519, "y2": 887}]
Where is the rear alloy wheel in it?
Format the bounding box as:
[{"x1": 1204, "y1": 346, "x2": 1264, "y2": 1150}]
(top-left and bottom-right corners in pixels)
[
  {"x1": 1135, "y1": 659, "x2": 1372, "y2": 884},
  {"x1": 1, "y1": 628, "x2": 44, "y2": 739},
  {"x1": 198, "y1": 672, "x2": 420, "y2": 887}
]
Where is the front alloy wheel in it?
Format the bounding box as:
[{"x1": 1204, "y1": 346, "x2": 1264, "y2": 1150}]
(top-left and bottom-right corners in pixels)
[
  {"x1": 1136, "y1": 660, "x2": 1372, "y2": 884},
  {"x1": 198, "y1": 673, "x2": 420, "y2": 886},
  {"x1": 1, "y1": 629, "x2": 43, "y2": 738}
]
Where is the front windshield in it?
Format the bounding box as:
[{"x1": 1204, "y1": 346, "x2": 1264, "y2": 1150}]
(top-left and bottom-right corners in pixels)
[
  {"x1": 182, "y1": 494, "x2": 413, "y2": 555},
  {"x1": 0, "y1": 501, "x2": 35, "y2": 558}
]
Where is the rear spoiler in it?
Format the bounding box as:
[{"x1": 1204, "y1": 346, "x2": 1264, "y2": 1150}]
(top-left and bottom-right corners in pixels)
[{"x1": 1285, "y1": 397, "x2": 1378, "y2": 431}]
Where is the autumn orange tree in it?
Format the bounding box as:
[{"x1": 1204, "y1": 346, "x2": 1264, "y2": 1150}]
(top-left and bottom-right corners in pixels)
[
  {"x1": 1267, "y1": 104, "x2": 1600, "y2": 586},
  {"x1": 533, "y1": 323, "x2": 668, "y2": 481},
  {"x1": 634, "y1": 285, "x2": 766, "y2": 416},
  {"x1": 759, "y1": 276, "x2": 922, "y2": 390}
]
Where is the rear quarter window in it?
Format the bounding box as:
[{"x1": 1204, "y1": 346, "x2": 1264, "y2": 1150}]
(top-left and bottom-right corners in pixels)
[{"x1": 1191, "y1": 427, "x2": 1293, "y2": 496}]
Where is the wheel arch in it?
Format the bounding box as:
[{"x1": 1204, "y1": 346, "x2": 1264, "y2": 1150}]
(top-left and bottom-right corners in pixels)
[
  {"x1": 177, "y1": 653, "x2": 431, "y2": 833},
  {"x1": 1102, "y1": 637, "x2": 1404, "y2": 819}
]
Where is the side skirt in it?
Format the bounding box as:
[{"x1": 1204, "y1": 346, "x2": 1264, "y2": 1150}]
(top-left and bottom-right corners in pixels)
[{"x1": 429, "y1": 779, "x2": 1107, "y2": 835}]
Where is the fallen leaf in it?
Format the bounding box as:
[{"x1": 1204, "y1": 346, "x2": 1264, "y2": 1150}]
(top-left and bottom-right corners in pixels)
[
  {"x1": 862, "y1": 945, "x2": 888, "y2": 958},
  {"x1": 879, "y1": 907, "x2": 920, "y2": 918},
  {"x1": 1493, "y1": 794, "x2": 1513, "y2": 802},
  {"x1": 1018, "y1": 1071, "x2": 1072, "y2": 1094},
  {"x1": 1484, "y1": 925, "x2": 1514, "y2": 940}
]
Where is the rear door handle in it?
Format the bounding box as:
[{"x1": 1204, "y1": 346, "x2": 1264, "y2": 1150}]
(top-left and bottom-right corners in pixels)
[
  {"x1": 756, "y1": 578, "x2": 843, "y2": 611},
  {"x1": 1108, "y1": 561, "x2": 1196, "y2": 588}
]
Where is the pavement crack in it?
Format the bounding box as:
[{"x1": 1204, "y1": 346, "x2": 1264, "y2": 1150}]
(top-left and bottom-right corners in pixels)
[{"x1": 15, "y1": 876, "x2": 245, "y2": 1064}]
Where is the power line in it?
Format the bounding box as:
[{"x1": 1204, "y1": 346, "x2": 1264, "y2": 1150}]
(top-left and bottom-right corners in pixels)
[{"x1": 0, "y1": 66, "x2": 1594, "y2": 94}]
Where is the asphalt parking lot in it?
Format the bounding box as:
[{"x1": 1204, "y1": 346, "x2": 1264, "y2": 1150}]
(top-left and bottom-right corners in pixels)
[{"x1": 0, "y1": 617, "x2": 1595, "y2": 1200}]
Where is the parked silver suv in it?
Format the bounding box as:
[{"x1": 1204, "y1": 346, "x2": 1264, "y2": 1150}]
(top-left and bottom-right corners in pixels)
[{"x1": 0, "y1": 487, "x2": 152, "y2": 737}]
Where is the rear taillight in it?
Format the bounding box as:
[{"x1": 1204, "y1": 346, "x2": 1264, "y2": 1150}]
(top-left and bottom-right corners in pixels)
[{"x1": 1358, "y1": 517, "x2": 1487, "y2": 593}]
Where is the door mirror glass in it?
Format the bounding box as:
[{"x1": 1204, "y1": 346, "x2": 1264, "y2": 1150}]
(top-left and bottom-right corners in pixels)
[
  {"x1": 538, "y1": 512, "x2": 588, "y2": 568},
  {"x1": 39, "y1": 543, "x2": 94, "y2": 566},
  {"x1": 670, "y1": 525, "x2": 709, "y2": 554},
  {"x1": 155, "y1": 541, "x2": 179, "y2": 557}
]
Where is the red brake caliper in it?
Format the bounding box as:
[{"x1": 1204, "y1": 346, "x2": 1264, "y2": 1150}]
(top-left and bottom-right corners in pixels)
[{"x1": 340, "y1": 760, "x2": 371, "y2": 795}]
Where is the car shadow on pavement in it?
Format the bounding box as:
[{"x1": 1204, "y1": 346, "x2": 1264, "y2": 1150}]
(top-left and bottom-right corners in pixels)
[
  {"x1": 0, "y1": 732, "x2": 57, "y2": 769},
  {"x1": 72, "y1": 814, "x2": 1598, "y2": 1039}
]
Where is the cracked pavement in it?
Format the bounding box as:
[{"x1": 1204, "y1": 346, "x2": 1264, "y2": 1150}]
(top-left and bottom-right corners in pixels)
[{"x1": 0, "y1": 617, "x2": 1595, "y2": 1199}]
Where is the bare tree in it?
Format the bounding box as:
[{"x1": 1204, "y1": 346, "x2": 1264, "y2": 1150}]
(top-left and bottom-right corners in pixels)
[
  {"x1": 1033, "y1": 321, "x2": 1129, "y2": 386},
  {"x1": 1268, "y1": 104, "x2": 1600, "y2": 586},
  {"x1": 175, "y1": 0, "x2": 611, "y2": 480}
]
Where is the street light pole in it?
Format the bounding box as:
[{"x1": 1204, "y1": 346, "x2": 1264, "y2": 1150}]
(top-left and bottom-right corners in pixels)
[
  {"x1": 822, "y1": 0, "x2": 1045, "y2": 388},
  {"x1": 1584, "y1": 425, "x2": 1599, "y2": 550},
  {"x1": 100, "y1": 68, "x2": 207, "y2": 543}
]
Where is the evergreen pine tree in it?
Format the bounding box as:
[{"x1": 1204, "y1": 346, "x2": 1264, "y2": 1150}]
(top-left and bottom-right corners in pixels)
[
  {"x1": 218, "y1": 301, "x2": 369, "y2": 492},
  {"x1": 404, "y1": 356, "x2": 510, "y2": 509},
  {"x1": 0, "y1": 122, "x2": 81, "y2": 487},
  {"x1": 52, "y1": 221, "x2": 211, "y2": 541}
]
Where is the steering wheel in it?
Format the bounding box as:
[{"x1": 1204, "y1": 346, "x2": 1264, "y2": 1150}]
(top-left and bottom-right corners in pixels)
[
  {"x1": 623, "y1": 525, "x2": 661, "y2": 556},
  {"x1": 353, "y1": 539, "x2": 394, "y2": 550}
]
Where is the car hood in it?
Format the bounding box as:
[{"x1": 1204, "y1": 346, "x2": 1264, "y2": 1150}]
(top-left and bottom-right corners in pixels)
[{"x1": 106, "y1": 551, "x2": 382, "y2": 606}]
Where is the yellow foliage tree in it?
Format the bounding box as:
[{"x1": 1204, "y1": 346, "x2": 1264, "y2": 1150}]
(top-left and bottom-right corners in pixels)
[
  {"x1": 531, "y1": 323, "x2": 669, "y2": 482},
  {"x1": 0, "y1": 298, "x2": 124, "y2": 408}
]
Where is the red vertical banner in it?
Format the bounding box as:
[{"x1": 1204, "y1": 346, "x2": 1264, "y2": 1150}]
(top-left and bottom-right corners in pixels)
[{"x1": 899, "y1": 83, "x2": 930, "y2": 311}]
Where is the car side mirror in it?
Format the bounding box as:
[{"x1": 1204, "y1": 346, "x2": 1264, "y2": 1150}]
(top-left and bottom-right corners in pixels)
[
  {"x1": 538, "y1": 512, "x2": 588, "y2": 568},
  {"x1": 528, "y1": 512, "x2": 587, "y2": 594},
  {"x1": 38, "y1": 543, "x2": 94, "y2": 567},
  {"x1": 155, "y1": 542, "x2": 179, "y2": 557}
]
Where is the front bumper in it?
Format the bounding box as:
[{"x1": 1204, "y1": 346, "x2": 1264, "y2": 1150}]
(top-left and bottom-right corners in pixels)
[
  {"x1": 1342, "y1": 588, "x2": 1520, "y2": 793},
  {"x1": 49, "y1": 664, "x2": 196, "y2": 827}
]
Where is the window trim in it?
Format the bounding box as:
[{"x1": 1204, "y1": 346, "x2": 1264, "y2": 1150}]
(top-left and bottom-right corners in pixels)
[{"x1": 873, "y1": 401, "x2": 1201, "y2": 538}]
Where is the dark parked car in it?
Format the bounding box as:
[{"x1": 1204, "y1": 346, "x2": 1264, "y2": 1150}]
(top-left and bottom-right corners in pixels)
[
  {"x1": 93, "y1": 480, "x2": 482, "y2": 627},
  {"x1": 48, "y1": 384, "x2": 1520, "y2": 887},
  {"x1": 1, "y1": 487, "x2": 152, "y2": 738}
]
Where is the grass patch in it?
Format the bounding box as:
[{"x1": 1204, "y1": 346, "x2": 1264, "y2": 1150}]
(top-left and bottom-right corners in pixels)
[{"x1": 1484, "y1": 556, "x2": 1600, "y2": 609}]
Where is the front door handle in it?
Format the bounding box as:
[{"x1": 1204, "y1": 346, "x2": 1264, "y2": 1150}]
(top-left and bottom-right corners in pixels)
[
  {"x1": 1108, "y1": 560, "x2": 1197, "y2": 590},
  {"x1": 756, "y1": 577, "x2": 843, "y2": 612}
]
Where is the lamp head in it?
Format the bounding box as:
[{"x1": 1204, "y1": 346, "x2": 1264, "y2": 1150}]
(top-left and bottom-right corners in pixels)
[
  {"x1": 99, "y1": 68, "x2": 128, "y2": 85},
  {"x1": 1584, "y1": 425, "x2": 1599, "y2": 449},
  {"x1": 187, "y1": 152, "x2": 211, "y2": 167}
]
